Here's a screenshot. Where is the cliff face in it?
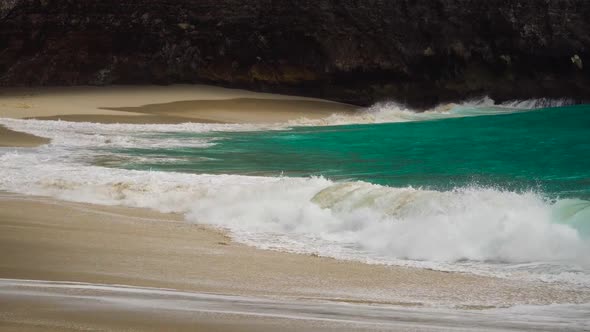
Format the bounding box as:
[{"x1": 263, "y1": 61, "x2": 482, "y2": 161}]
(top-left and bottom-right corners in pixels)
[{"x1": 1, "y1": 0, "x2": 589, "y2": 107}]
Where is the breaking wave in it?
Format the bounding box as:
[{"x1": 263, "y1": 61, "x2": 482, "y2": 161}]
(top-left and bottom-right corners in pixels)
[
  {"x1": 0, "y1": 151, "x2": 587, "y2": 264},
  {"x1": 288, "y1": 96, "x2": 575, "y2": 126},
  {"x1": 0, "y1": 141, "x2": 588, "y2": 286},
  {"x1": 0, "y1": 97, "x2": 587, "y2": 286}
]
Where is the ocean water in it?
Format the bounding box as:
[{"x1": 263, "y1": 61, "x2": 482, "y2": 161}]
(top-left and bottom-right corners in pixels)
[
  {"x1": 1, "y1": 99, "x2": 589, "y2": 292},
  {"x1": 120, "y1": 104, "x2": 590, "y2": 199}
]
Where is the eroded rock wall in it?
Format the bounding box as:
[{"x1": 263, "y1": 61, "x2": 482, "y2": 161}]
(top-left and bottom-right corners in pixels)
[{"x1": 1, "y1": 0, "x2": 589, "y2": 106}]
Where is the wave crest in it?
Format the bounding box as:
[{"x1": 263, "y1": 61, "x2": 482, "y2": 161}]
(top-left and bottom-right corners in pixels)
[
  {"x1": 288, "y1": 97, "x2": 575, "y2": 126},
  {"x1": 1, "y1": 147, "x2": 587, "y2": 271},
  {"x1": 0, "y1": 99, "x2": 588, "y2": 285}
]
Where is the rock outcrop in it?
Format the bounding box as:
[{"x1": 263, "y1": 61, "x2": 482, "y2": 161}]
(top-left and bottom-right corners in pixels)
[{"x1": 1, "y1": 0, "x2": 589, "y2": 107}]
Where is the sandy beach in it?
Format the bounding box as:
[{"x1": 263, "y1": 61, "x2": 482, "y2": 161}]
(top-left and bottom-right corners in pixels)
[
  {"x1": 1, "y1": 193, "x2": 589, "y2": 331},
  {"x1": 0, "y1": 85, "x2": 356, "y2": 124},
  {"x1": 0, "y1": 84, "x2": 356, "y2": 149},
  {"x1": 1, "y1": 85, "x2": 589, "y2": 331},
  {"x1": 0, "y1": 126, "x2": 49, "y2": 147},
  {"x1": 2, "y1": 192, "x2": 571, "y2": 305},
  {"x1": 2, "y1": 0, "x2": 589, "y2": 328}
]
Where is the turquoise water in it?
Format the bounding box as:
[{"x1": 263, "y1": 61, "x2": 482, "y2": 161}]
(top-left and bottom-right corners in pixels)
[
  {"x1": 118, "y1": 104, "x2": 590, "y2": 199},
  {"x1": 2, "y1": 102, "x2": 590, "y2": 285}
]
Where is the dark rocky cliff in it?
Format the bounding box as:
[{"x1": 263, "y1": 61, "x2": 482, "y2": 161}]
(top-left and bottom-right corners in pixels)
[{"x1": 1, "y1": 0, "x2": 589, "y2": 107}]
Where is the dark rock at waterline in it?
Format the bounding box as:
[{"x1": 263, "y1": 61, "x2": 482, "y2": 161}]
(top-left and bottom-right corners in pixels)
[{"x1": 0, "y1": 0, "x2": 589, "y2": 107}]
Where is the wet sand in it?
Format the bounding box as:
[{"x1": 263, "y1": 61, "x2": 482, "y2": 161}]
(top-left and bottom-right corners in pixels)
[
  {"x1": 0, "y1": 84, "x2": 355, "y2": 149},
  {"x1": 0, "y1": 85, "x2": 355, "y2": 124},
  {"x1": 1, "y1": 86, "x2": 589, "y2": 330},
  {"x1": 2, "y1": 279, "x2": 588, "y2": 332},
  {"x1": 1, "y1": 193, "x2": 588, "y2": 304},
  {"x1": 1, "y1": 193, "x2": 589, "y2": 331},
  {"x1": 0, "y1": 125, "x2": 49, "y2": 147}
]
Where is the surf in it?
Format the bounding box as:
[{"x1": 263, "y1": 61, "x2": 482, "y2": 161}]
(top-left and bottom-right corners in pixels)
[
  {"x1": 0, "y1": 99, "x2": 589, "y2": 287},
  {"x1": 288, "y1": 96, "x2": 574, "y2": 126},
  {"x1": 0, "y1": 147, "x2": 588, "y2": 286}
]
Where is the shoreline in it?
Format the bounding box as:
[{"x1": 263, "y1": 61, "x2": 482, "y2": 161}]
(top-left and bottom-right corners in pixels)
[
  {"x1": 0, "y1": 125, "x2": 49, "y2": 147},
  {"x1": 0, "y1": 84, "x2": 356, "y2": 147},
  {"x1": 0, "y1": 192, "x2": 587, "y2": 308},
  {"x1": 1, "y1": 85, "x2": 589, "y2": 330},
  {"x1": 2, "y1": 278, "x2": 588, "y2": 332},
  {"x1": 0, "y1": 85, "x2": 356, "y2": 124},
  {"x1": 0, "y1": 86, "x2": 588, "y2": 306}
]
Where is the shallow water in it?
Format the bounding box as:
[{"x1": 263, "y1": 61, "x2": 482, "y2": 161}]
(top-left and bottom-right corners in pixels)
[
  {"x1": 2, "y1": 278, "x2": 588, "y2": 331},
  {"x1": 1, "y1": 101, "x2": 589, "y2": 290},
  {"x1": 121, "y1": 104, "x2": 590, "y2": 199}
]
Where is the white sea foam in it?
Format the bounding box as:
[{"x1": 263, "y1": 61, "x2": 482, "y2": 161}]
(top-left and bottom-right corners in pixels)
[
  {"x1": 0, "y1": 96, "x2": 569, "y2": 139},
  {"x1": 499, "y1": 98, "x2": 575, "y2": 109},
  {"x1": 1, "y1": 151, "x2": 588, "y2": 285},
  {"x1": 0, "y1": 99, "x2": 587, "y2": 287},
  {"x1": 288, "y1": 96, "x2": 573, "y2": 126},
  {"x1": 0, "y1": 117, "x2": 589, "y2": 287},
  {"x1": 2, "y1": 278, "x2": 588, "y2": 329},
  {"x1": 442, "y1": 96, "x2": 574, "y2": 110},
  {"x1": 0, "y1": 118, "x2": 283, "y2": 150}
]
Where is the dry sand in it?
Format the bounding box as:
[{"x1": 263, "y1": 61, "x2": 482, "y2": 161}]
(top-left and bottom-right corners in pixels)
[
  {"x1": 1, "y1": 86, "x2": 587, "y2": 330},
  {"x1": 0, "y1": 194, "x2": 587, "y2": 315},
  {"x1": 0, "y1": 193, "x2": 588, "y2": 331},
  {"x1": 0, "y1": 85, "x2": 356, "y2": 124},
  {"x1": 0, "y1": 85, "x2": 355, "y2": 148}
]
